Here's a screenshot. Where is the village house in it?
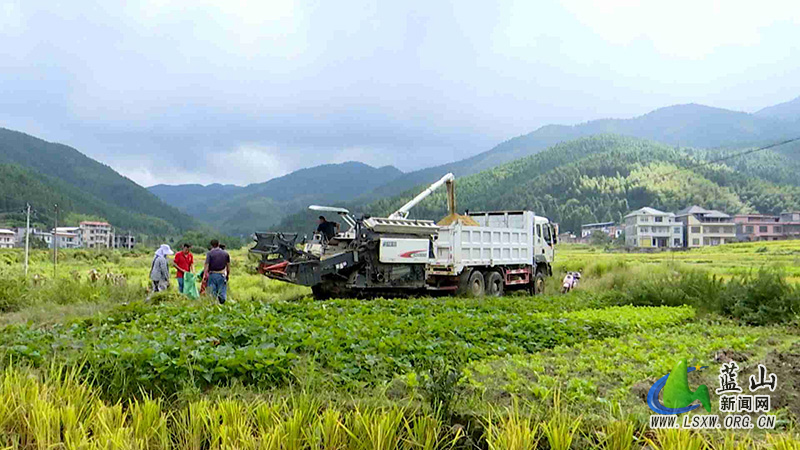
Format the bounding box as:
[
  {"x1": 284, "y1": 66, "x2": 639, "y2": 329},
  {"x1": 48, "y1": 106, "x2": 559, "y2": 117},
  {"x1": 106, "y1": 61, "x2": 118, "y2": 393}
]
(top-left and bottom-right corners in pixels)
[
  {"x1": 80, "y1": 221, "x2": 114, "y2": 248},
  {"x1": 675, "y1": 206, "x2": 736, "y2": 247},
  {"x1": 735, "y1": 212, "x2": 800, "y2": 241},
  {"x1": 113, "y1": 233, "x2": 136, "y2": 249},
  {"x1": 0, "y1": 229, "x2": 15, "y2": 249},
  {"x1": 53, "y1": 227, "x2": 83, "y2": 248},
  {"x1": 624, "y1": 207, "x2": 684, "y2": 248},
  {"x1": 580, "y1": 221, "x2": 623, "y2": 241}
]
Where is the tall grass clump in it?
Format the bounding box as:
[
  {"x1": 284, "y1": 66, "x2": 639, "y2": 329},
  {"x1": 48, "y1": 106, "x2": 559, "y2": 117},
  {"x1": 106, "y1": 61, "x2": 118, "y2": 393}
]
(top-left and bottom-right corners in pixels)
[
  {"x1": 721, "y1": 269, "x2": 800, "y2": 325},
  {"x1": 0, "y1": 273, "x2": 144, "y2": 314},
  {"x1": 607, "y1": 265, "x2": 799, "y2": 325}
]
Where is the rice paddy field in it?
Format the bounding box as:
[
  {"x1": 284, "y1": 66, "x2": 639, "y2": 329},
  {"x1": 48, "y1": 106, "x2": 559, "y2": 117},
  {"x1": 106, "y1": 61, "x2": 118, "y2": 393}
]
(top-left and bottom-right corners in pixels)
[{"x1": 0, "y1": 240, "x2": 798, "y2": 449}]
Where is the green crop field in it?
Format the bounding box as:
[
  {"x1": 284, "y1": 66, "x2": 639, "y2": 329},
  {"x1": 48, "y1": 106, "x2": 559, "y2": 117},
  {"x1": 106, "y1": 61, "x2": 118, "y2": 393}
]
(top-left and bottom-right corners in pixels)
[{"x1": 0, "y1": 241, "x2": 798, "y2": 449}]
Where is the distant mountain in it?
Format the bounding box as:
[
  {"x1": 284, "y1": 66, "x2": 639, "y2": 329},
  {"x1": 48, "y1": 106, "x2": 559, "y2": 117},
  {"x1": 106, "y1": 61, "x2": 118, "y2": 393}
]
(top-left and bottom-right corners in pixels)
[
  {"x1": 755, "y1": 96, "x2": 800, "y2": 122},
  {"x1": 149, "y1": 162, "x2": 403, "y2": 234},
  {"x1": 148, "y1": 183, "x2": 243, "y2": 209},
  {"x1": 366, "y1": 103, "x2": 800, "y2": 201},
  {"x1": 277, "y1": 135, "x2": 800, "y2": 235},
  {"x1": 0, "y1": 128, "x2": 199, "y2": 234}
]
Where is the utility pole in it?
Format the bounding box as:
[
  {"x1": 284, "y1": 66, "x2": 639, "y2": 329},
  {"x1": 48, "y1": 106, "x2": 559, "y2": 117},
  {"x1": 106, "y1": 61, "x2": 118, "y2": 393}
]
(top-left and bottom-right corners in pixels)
[
  {"x1": 53, "y1": 204, "x2": 58, "y2": 278},
  {"x1": 24, "y1": 203, "x2": 30, "y2": 276}
]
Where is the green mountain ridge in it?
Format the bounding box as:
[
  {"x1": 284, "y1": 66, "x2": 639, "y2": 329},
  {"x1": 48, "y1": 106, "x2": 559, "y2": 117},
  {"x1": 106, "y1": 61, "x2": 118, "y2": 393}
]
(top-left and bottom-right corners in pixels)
[
  {"x1": 755, "y1": 96, "x2": 800, "y2": 122},
  {"x1": 0, "y1": 128, "x2": 199, "y2": 234},
  {"x1": 149, "y1": 162, "x2": 403, "y2": 235},
  {"x1": 277, "y1": 135, "x2": 800, "y2": 235},
  {"x1": 365, "y1": 103, "x2": 800, "y2": 201}
]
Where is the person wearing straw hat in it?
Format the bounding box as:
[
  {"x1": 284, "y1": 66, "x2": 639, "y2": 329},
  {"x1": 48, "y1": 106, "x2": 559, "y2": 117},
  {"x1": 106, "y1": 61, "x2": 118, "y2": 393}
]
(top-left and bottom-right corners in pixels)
[{"x1": 148, "y1": 244, "x2": 174, "y2": 297}]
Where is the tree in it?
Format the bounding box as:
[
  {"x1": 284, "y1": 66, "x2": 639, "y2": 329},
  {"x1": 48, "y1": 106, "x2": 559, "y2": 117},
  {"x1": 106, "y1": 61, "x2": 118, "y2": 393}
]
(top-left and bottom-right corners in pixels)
[{"x1": 589, "y1": 230, "x2": 612, "y2": 246}]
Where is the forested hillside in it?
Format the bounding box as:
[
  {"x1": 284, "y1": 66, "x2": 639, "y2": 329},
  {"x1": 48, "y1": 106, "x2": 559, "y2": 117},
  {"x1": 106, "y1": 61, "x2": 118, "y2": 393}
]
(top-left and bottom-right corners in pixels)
[
  {"x1": 0, "y1": 128, "x2": 198, "y2": 234},
  {"x1": 0, "y1": 164, "x2": 179, "y2": 233},
  {"x1": 278, "y1": 135, "x2": 800, "y2": 234},
  {"x1": 147, "y1": 183, "x2": 242, "y2": 209},
  {"x1": 365, "y1": 103, "x2": 799, "y2": 200},
  {"x1": 149, "y1": 162, "x2": 403, "y2": 235}
]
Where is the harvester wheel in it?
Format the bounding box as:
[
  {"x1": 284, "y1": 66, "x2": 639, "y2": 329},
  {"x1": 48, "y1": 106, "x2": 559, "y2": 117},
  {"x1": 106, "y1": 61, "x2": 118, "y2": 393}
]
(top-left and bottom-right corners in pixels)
[
  {"x1": 311, "y1": 284, "x2": 332, "y2": 300},
  {"x1": 486, "y1": 271, "x2": 504, "y2": 297}
]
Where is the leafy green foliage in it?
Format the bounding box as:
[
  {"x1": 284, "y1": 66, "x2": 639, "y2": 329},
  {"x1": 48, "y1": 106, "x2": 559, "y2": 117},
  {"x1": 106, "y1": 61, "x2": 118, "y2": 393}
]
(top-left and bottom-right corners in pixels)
[
  {"x1": 0, "y1": 295, "x2": 693, "y2": 398},
  {"x1": 463, "y1": 321, "x2": 780, "y2": 412}
]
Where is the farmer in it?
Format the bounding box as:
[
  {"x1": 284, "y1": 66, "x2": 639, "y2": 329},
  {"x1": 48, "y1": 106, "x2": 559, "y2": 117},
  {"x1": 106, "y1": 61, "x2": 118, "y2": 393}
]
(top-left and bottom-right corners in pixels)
[
  {"x1": 173, "y1": 243, "x2": 194, "y2": 294},
  {"x1": 148, "y1": 244, "x2": 173, "y2": 298},
  {"x1": 203, "y1": 239, "x2": 230, "y2": 304},
  {"x1": 316, "y1": 216, "x2": 339, "y2": 241}
]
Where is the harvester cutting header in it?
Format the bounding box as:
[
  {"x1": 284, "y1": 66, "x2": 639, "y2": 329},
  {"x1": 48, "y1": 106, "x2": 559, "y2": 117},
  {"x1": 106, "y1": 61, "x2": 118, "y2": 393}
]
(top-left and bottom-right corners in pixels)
[{"x1": 251, "y1": 173, "x2": 556, "y2": 299}]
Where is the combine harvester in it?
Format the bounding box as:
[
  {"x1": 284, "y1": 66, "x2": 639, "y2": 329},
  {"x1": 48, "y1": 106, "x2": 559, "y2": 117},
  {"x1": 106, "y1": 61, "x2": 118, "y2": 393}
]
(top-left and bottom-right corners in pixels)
[{"x1": 251, "y1": 173, "x2": 557, "y2": 299}]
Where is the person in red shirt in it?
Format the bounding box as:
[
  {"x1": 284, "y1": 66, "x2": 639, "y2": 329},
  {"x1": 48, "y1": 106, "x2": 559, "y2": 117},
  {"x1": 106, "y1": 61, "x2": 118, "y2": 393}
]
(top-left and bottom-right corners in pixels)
[{"x1": 173, "y1": 243, "x2": 194, "y2": 294}]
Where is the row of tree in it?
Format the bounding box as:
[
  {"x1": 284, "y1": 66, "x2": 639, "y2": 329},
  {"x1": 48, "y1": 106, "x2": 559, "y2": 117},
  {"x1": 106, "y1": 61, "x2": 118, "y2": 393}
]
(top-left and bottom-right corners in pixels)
[{"x1": 276, "y1": 135, "x2": 800, "y2": 234}]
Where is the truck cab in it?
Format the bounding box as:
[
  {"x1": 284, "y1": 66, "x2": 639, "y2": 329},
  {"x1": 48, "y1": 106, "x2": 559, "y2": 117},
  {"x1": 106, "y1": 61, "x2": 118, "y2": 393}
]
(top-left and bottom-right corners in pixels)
[{"x1": 534, "y1": 215, "x2": 556, "y2": 271}]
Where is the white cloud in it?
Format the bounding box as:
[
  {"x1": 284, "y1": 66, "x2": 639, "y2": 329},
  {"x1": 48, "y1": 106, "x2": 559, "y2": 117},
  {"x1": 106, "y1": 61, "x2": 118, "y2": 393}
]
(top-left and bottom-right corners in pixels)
[
  {"x1": 2, "y1": 0, "x2": 800, "y2": 187},
  {"x1": 560, "y1": 0, "x2": 800, "y2": 59},
  {"x1": 212, "y1": 143, "x2": 290, "y2": 185}
]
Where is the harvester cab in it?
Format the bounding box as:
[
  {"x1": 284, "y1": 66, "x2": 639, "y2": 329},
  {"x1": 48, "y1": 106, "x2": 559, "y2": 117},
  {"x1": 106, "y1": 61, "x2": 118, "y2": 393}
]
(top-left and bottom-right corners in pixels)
[{"x1": 305, "y1": 205, "x2": 356, "y2": 258}]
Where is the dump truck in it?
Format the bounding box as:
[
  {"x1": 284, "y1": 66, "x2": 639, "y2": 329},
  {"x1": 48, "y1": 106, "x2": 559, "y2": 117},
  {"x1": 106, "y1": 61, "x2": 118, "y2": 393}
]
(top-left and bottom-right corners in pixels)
[{"x1": 251, "y1": 173, "x2": 556, "y2": 299}]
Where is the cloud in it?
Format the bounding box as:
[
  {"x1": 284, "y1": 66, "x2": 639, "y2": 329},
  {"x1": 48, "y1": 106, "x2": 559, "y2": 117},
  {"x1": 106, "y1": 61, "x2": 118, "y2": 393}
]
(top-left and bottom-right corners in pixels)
[
  {"x1": 210, "y1": 144, "x2": 289, "y2": 185},
  {"x1": 1, "y1": 1, "x2": 799, "y2": 186},
  {"x1": 561, "y1": 0, "x2": 800, "y2": 59}
]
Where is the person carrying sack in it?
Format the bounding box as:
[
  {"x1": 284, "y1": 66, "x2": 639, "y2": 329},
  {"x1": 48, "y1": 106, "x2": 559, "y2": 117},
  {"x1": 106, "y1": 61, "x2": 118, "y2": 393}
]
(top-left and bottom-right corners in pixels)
[{"x1": 173, "y1": 243, "x2": 194, "y2": 294}]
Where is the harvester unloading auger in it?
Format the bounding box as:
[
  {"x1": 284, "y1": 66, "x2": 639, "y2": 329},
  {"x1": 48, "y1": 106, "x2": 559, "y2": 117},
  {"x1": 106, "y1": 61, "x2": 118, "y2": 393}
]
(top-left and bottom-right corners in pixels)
[{"x1": 251, "y1": 173, "x2": 557, "y2": 299}]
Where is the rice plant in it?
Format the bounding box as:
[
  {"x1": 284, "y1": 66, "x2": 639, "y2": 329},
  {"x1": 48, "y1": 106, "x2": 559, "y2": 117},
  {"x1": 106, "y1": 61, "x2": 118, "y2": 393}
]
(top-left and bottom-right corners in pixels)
[
  {"x1": 482, "y1": 399, "x2": 540, "y2": 450},
  {"x1": 540, "y1": 389, "x2": 582, "y2": 450}
]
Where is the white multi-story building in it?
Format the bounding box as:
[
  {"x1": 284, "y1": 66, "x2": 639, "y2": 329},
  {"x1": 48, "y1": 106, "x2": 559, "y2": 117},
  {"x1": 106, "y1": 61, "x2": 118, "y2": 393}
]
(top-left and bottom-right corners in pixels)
[
  {"x1": 80, "y1": 221, "x2": 114, "y2": 248},
  {"x1": 675, "y1": 206, "x2": 736, "y2": 247},
  {"x1": 624, "y1": 207, "x2": 684, "y2": 248},
  {"x1": 0, "y1": 229, "x2": 15, "y2": 249},
  {"x1": 53, "y1": 227, "x2": 83, "y2": 248}
]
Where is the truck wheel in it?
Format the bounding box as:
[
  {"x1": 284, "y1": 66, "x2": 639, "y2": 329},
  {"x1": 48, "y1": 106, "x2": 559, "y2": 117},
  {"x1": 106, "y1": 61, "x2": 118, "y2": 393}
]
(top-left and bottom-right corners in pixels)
[
  {"x1": 464, "y1": 270, "x2": 485, "y2": 297},
  {"x1": 486, "y1": 271, "x2": 504, "y2": 297},
  {"x1": 530, "y1": 272, "x2": 546, "y2": 296}
]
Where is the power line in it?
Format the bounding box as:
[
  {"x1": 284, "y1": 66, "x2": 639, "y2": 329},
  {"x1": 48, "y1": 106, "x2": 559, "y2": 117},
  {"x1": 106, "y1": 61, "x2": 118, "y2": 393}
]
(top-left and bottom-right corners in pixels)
[{"x1": 630, "y1": 136, "x2": 800, "y2": 185}]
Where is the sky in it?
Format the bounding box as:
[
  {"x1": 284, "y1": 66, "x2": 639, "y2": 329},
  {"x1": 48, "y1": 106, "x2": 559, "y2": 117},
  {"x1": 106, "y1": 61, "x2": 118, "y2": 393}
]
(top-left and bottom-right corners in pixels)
[{"x1": 1, "y1": 0, "x2": 799, "y2": 186}]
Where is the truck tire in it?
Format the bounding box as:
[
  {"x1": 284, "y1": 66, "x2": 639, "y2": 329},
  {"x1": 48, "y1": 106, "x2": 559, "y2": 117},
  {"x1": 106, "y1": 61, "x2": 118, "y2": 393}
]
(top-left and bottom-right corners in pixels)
[
  {"x1": 458, "y1": 269, "x2": 486, "y2": 297},
  {"x1": 468, "y1": 270, "x2": 486, "y2": 297},
  {"x1": 486, "y1": 271, "x2": 504, "y2": 297},
  {"x1": 530, "y1": 272, "x2": 546, "y2": 296}
]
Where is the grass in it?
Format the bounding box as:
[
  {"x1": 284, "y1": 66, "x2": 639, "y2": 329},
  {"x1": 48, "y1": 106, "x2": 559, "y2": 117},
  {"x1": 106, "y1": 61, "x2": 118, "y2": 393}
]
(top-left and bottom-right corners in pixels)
[
  {"x1": 556, "y1": 240, "x2": 800, "y2": 283},
  {"x1": 0, "y1": 243, "x2": 799, "y2": 448}
]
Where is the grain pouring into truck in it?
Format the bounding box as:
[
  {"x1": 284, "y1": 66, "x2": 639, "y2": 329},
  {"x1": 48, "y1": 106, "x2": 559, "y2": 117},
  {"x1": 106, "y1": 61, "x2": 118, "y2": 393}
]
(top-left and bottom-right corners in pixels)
[{"x1": 251, "y1": 173, "x2": 556, "y2": 299}]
